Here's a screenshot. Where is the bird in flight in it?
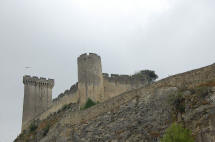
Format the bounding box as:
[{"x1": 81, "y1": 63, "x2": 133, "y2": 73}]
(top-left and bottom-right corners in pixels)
[{"x1": 25, "y1": 67, "x2": 32, "y2": 69}]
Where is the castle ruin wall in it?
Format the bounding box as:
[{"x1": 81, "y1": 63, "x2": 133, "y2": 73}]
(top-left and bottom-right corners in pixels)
[
  {"x1": 78, "y1": 53, "x2": 104, "y2": 105},
  {"x1": 61, "y1": 63, "x2": 215, "y2": 126},
  {"x1": 22, "y1": 76, "x2": 54, "y2": 130},
  {"x1": 21, "y1": 52, "x2": 215, "y2": 132},
  {"x1": 22, "y1": 61, "x2": 215, "y2": 131},
  {"x1": 151, "y1": 63, "x2": 215, "y2": 89},
  {"x1": 102, "y1": 73, "x2": 147, "y2": 100},
  {"x1": 61, "y1": 87, "x2": 177, "y2": 126},
  {"x1": 22, "y1": 82, "x2": 79, "y2": 130},
  {"x1": 22, "y1": 73, "x2": 147, "y2": 130}
]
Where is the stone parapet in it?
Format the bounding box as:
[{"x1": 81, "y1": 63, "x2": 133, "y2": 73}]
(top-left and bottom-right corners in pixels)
[
  {"x1": 78, "y1": 52, "x2": 104, "y2": 105},
  {"x1": 102, "y1": 73, "x2": 145, "y2": 84},
  {"x1": 78, "y1": 53, "x2": 101, "y2": 63},
  {"x1": 53, "y1": 82, "x2": 78, "y2": 102},
  {"x1": 151, "y1": 63, "x2": 215, "y2": 89},
  {"x1": 23, "y1": 75, "x2": 54, "y2": 88}
]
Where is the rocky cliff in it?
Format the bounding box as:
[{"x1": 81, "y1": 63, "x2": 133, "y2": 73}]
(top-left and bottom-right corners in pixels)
[{"x1": 15, "y1": 64, "x2": 215, "y2": 142}]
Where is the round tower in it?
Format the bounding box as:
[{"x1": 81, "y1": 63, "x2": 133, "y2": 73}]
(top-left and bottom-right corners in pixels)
[{"x1": 77, "y1": 53, "x2": 104, "y2": 106}]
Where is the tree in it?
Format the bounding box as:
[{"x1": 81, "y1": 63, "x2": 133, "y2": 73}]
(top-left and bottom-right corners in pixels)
[
  {"x1": 132, "y1": 70, "x2": 158, "y2": 82},
  {"x1": 161, "y1": 123, "x2": 194, "y2": 142}
]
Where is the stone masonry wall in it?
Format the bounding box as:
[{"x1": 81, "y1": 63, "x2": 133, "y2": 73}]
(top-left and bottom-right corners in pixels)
[
  {"x1": 22, "y1": 62, "x2": 215, "y2": 131},
  {"x1": 22, "y1": 76, "x2": 54, "y2": 130},
  {"x1": 78, "y1": 53, "x2": 104, "y2": 106},
  {"x1": 61, "y1": 87, "x2": 144, "y2": 126},
  {"x1": 152, "y1": 63, "x2": 215, "y2": 89},
  {"x1": 61, "y1": 87, "x2": 177, "y2": 126},
  {"x1": 61, "y1": 63, "x2": 215, "y2": 126},
  {"x1": 22, "y1": 83, "x2": 79, "y2": 131},
  {"x1": 22, "y1": 73, "x2": 146, "y2": 131},
  {"x1": 102, "y1": 73, "x2": 146, "y2": 100}
]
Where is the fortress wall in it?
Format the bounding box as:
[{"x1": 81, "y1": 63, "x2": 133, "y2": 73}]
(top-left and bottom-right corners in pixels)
[
  {"x1": 22, "y1": 73, "x2": 145, "y2": 130},
  {"x1": 78, "y1": 53, "x2": 104, "y2": 105},
  {"x1": 39, "y1": 91, "x2": 79, "y2": 120},
  {"x1": 22, "y1": 76, "x2": 54, "y2": 130},
  {"x1": 61, "y1": 63, "x2": 215, "y2": 126},
  {"x1": 152, "y1": 63, "x2": 215, "y2": 89},
  {"x1": 22, "y1": 84, "x2": 36, "y2": 126},
  {"x1": 22, "y1": 63, "x2": 215, "y2": 131},
  {"x1": 103, "y1": 73, "x2": 146, "y2": 100},
  {"x1": 61, "y1": 87, "x2": 143, "y2": 125},
  {"x1": 42, "y1": 83, "x2": 79, "y2": 119},
  {"x1": 61, "y1": 87, "x2": 176, "y2": 126},
  {"x1": 22, "y1": 83, "x2": 79, "y2": 131}
]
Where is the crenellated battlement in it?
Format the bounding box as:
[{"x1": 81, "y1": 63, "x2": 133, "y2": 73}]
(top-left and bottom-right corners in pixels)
[
  {"x1": 70, "y1": 83, "x2": 78, "y2": 93},
  {"x1": 23, "y1": 75, "x2": 54, "y2": 88},
  {"x1": 22, "y1": 75, "x2": 54, "y2": 129},
  {"x1": 78, "y1": 52, "x2": 104, "y2": 105},
  {"x1": 53, "y1": 82, "x2": 78, "y2": 102},
  {"x1": 20, "y1": 52, "x2": 215, "y2": 134},
  {"x1": 102, "y1": 73, "x2": 145, "y2": 83},
  {"x1": 21, "y1": 53, "x2": 147, "y2": 131},
  {"x1": 78, "y1": 53, "x2": 101, "y2": 62}
]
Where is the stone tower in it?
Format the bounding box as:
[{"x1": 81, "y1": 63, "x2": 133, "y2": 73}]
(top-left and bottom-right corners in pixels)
[
  {"x1": 22, "y1": 75, "x2": 54, "y2": 129},
  {"x1": 78, "y1": 53, "x2": 104, "y2": 106}
]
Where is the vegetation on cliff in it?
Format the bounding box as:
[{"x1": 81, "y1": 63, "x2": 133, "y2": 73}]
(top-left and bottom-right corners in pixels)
[
  {"x1": 81, "y1": 98, "x2": 97, "y2": 110},
  {"x1": 132, "y1": 70, "x2": 158, "y2": 82},
  {"x1": 14, "y1": 66, "x2": 215, "y2": 142},
  {"x1": 14, "y1": 82, "x2": 215, "y2": 142},
  {"x1": 161, "y1": 123, "x2": 194, "y2": 142}
]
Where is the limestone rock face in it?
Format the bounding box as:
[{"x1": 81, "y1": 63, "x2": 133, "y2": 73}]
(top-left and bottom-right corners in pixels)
[
  {"x1": 21, "y1": 53, "x2": 148, "y2": 131},
  {"x1": 16, "y1": 83, "x2": 215, "y2": 142},
  {"x1": 15, "y1": 63, "x2": 215, "y2": 142}
]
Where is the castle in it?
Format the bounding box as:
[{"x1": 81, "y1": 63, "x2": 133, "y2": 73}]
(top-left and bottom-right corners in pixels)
[{"x1": 22, "y1": 53, "x2": 147, "y2": 130}]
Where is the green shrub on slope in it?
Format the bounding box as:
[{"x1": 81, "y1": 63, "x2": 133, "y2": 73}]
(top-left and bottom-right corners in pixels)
[
  {"x1": 82, "y1": 98, "x2": 97, "y2": 110},
  {"x1": 29, "y1": 122, "x2": 38, "y2": 132},
  {"x1": 161, "y1": 123, "x2": 194, "y2": 142}
]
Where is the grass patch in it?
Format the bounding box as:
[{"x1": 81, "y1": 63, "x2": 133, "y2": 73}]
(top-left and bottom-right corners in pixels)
[
  {"x1": 42, "y1": 124, "x2": 50, "y2": 136},
  {"x1": 161, "y1": 123, "x2": 194, "y2": 142},
  {"x1": 168, "y1": 92, "x2": 185, "y2": 114},
  {"x1": 29, "y1": 122, "x2": 38, "y2": 132},
  {"x1": 81, "y1": 98, "x2": 97, "y2": 110},
  {"x1": 62, "y1": 104, "x2": 70, "y2": 111},
  {"x1": 195, "y1": 86, "x2": 210, "y2": 98}
]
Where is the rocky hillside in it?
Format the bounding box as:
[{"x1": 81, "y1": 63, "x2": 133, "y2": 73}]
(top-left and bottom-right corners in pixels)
[{"x1": 14, "y1": 64, "x2": 215, "y2": 142}]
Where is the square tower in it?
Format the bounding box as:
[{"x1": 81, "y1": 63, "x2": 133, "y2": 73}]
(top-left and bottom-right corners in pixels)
[{"x1": 22, "y1": 75, "x2": 54, "y2": 130}]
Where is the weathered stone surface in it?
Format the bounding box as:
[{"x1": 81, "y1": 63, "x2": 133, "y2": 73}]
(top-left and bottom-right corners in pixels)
[
  {"x1": 50, "y1": 87, "x2": 176, "y2": 142},
  {"x1": 22, "y1": 53, "x2": 147, "y2": 131},
  {"x1": 17, "y1": 61, "x2": 215, "y2": 142},
  {"x1": 22, "y1": 76, "x2": 54, "y2": 131},
  {"x1": 15, "y1": 84, "x2": 215, "y2": 142}
]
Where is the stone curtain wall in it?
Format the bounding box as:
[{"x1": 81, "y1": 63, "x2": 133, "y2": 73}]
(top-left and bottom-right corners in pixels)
[
  {"x1": 61, "y1": 87, "x2": 177, "y2": 126},
  {"x1": 61, "y1": 88, "x2": 143, "y2": 126},
  {"x1": 22, "y1": 73, "x2": 146, "y2": 130},
  {"x1": 103, "y1": 73, "x2": 146, "y2": 100},
  {"x1": 22, "y1": 83, "x2": 79, "y2": 131},
  {"x1": 152, "y1": 63, "x2": 215, "y2": 89},
  {"x1": 61, "y1": 63, "x2": 215, "y2": 126},
  {"x1": 40, "y1": 83, "x2": 79, "y2": 120},
  {"x1": 22, "y1": 63, "x2": 215, "y2": 131}
]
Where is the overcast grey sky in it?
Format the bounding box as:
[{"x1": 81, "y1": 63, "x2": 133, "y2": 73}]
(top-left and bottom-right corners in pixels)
[{"x1": 0, "y1": 0, "x2": 215, "y2": 141}]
